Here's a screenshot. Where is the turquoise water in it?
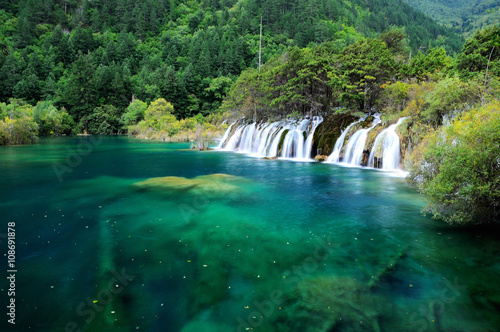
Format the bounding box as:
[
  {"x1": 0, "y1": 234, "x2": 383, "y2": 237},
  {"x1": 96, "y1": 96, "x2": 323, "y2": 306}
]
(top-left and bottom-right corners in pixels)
[{"x1": 0, "y1": 137, "x2": 499, "y2": 332}]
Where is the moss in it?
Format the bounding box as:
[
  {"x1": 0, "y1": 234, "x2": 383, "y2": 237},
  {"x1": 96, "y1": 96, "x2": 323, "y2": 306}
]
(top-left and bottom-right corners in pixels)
[
  {"x1": 312, "y1": 113, "x2": 357, "y2": 156},
  {"x1": 360, "y1": 115, "x2": 375, "y2": 128}
]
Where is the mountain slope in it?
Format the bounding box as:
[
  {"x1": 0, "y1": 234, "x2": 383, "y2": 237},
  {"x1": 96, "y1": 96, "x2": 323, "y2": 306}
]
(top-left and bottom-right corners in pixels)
[
  {"x1": 404, "y1": 0, "x2": 500, "y2": 37},
  {"x1": 0, "y1": 0, "x2": 464, "y2": 130}
]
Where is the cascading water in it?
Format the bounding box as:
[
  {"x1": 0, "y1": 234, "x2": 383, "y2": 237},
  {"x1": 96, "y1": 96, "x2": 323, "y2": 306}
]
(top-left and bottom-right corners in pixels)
[
  {"x1": 217, "y1": 115, "x2": 407, "y2": 172},
  {"x1": 217, "y1": 116, "x2": 323, "y2": 161},
  {"x1": 223, "y1": 125, "x2": 244, "y2": 151},
  {"x1": 267, "y1": 126, "x2": 290, "y2": 157},
  {"x1": 238, "y1": 123, "x2": 257, "y2": 152},
  {"x1": 256, "y1": 123, "x2": 279, "y2": 156},
  {"x1": 217, "y1": 122, "x2": 236, "y2": 149},
  {"x1": 368, "y1": 117, "x2": 406, "y2": 170},
  {"x1": 281, "y1": 117, "x2": 323, "y2": 159},
  {"x1": 342, "y1": 115, "x2": 381, "y2": 166},
  {"x1": 326, "y1": 118, "x2": 364, "y2": 163},
  {"x1": 303, "y1": 117, "x2": 323, "y2": 160}
]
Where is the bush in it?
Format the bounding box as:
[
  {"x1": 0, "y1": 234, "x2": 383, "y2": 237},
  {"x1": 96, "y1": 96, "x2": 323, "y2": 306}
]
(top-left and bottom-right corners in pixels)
[
  {"x1": 0, "y1": 99, "x2": 39, "y2": 145},
  {"x1": 408, "y1": 101, "x2": 500, "y2": 224}
]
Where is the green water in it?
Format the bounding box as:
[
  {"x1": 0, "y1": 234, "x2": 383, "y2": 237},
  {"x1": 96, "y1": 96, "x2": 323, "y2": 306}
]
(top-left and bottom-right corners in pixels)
[{"x1": 0, "y1": 137, "x2": 499, "y2": 332}]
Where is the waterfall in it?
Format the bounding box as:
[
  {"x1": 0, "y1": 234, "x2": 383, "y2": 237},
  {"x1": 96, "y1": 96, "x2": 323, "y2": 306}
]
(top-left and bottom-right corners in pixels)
[
  {"x1": 304, "y1": 116, "x2": 324, "y2": 160},
  {"x1": 256, "y1": 123, "x2": 279, "y2": 156},
  {"x1": 238, "y1": 123, "x2": 257, "y2": 152},
  {"x1": 217, "y1": 116, "x2": 323, "y2": 161},
  {"x1": 326, "y1": 118, "x2": 364, "y2": 163},
  {"x1": 342, "y1": 115, "x2": 381, "y2": 166},
  {"x1": 216, "y1": 122, "x2": 236, "y2": 149},
  {"x1": 267, "y1": 126, "x2": 290, "y2": 157},
  {"x1": 281, "y1": 129, "x2": 305, "y2": 159},
  {"x1": 223, "y1": 125, "x2": 245, "y2": 151},
  {"x1": 368, "y1": 117, "x2": 406, "y2": 170},
  {"x1": 217, "y1": 114, "x2": 409, "y2": 173}
]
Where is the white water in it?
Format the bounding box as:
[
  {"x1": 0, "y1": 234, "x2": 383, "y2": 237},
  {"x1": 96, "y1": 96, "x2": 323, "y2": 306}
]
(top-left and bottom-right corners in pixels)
[
  {"x1": 217, "y1": 115, "x2": 407, "y2": 174},
  {"x1": 326, "y1": 118, "x2": 364, "y2": 163},
  {"x1": 217, "y1": 122, "x2": 235, "y2": 149},
  {"x1": 217, "y1": 116, "x2": 323, "y2": 160},
  {"x1": 342, "y1": 115, "x2": 381, "y2": 166},
  {"x1": 223, "y1": 125, "x2": 244, "y2": 151},
  {"x1": 368, "y1": 117, "x2": 406, "y2": 170},
  {"x1": 238, "y1": 123, "x2": 257, "y2": 152}
]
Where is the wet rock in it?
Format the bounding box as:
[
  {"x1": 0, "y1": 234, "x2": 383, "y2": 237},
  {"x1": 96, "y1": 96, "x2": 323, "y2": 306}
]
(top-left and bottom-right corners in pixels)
[
  {"x1": 312, "y1": 113, "x2": 357, "y2": 156},
  {"x1": 314, "y1": 155, "x2": 328, "y2": 162}
]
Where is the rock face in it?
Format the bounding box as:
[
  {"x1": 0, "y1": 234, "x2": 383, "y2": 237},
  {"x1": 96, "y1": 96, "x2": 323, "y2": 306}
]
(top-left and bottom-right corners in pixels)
[{"x1": 312, "y1": 113, "x2": 357, "y2": 157}]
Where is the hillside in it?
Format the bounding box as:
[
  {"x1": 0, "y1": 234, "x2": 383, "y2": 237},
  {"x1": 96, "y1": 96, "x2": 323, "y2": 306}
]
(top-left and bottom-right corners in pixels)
[
  {"x1": 404, "y1": 0, "x2": 500, "y2": 37},
  {"x1": 0, "y1": 0, "x2": 464, "y2": 134}
]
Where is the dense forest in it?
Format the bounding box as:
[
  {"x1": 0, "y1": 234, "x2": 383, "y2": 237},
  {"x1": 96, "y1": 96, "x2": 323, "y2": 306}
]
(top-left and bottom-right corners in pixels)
[
  {"x1": 404, "y1": 0, "x2": 500, "y2": 37},
  {"x1": 0, "y1": 0, "x2": 464, "y2": 142}
]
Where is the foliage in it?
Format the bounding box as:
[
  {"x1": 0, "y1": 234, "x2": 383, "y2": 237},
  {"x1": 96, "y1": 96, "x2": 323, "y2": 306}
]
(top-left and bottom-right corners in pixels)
[
  {"x1": 338, "y1": 37, "x2": 398, "y2": 111},
  {"x1": 0, "y1": 0, "x2": 464, "y2": 135},
  {"x1": 422, "y1": 77, "x2": 481, "y2": 125},
  {"x1": 121, "y1": 99, "x2": 147, "y2": 127},
  {"x1": 33, "y1": 101, "x2": 74, "y2": 135},
  {"x1": 127, "y1": 98, "x2": 226, "y2": 144},
  {"x1": 83, "y1": 105, "x2": 123, "y2": 134},
  {"x1": 407, "y1": 101, "x2": 500, "y2": 224},
  {"x1": 452, "y1": 26, "x2": 500, "y2": 80},
  {"x1": 0, "y1": 99, "x2": 38, "y2": 144},
  {"x1": 404, "y1": 0, "x2": 500, "y2": 38},
  {"x1": 403, "y1": 47, "x2": 452, "y2": 80}
]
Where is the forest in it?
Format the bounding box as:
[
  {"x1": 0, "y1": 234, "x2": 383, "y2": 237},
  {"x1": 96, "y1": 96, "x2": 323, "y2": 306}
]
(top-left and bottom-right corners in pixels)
[
  {"x1": 404, "y1": 0, "x2": 500, "y2": 37},
  {"x1": 0, "y1": 0, "x2": 464, "y2": 142}
]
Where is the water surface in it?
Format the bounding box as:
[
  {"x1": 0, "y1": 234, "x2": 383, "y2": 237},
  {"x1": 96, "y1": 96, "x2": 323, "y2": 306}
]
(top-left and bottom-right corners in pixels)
[{"x1": 0, "y1": 137, "x2": 499, "y2": 332}]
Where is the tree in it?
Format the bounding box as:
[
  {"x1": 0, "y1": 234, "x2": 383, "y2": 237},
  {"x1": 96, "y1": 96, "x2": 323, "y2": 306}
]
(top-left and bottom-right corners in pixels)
[
  {"x1": 453, "y1": 26, "x2": 500, "y2": 80},
  {"x1": 339, "y1": 38, "x2": 398, "y2": 111},
  {"x1": 85, "y1": 104, "x2": 122, "y2": 134},
  {"x1": 404, "y1": 47, "x2": 451, "y2": 81},
  {"x1": 13, "y1": 73, "x2": 41, "y2": 105},
  {"x1": 0, "y1": 99, "x2": 38, "y2": 145},
  {"x1": 33, "y1": 101, "x2": 74, "y2": 135},
  {"x1": 59, "y1": 51, "x2": 97, "y2": 128},
  {"x1": 121, "y1": 98, "x2": 147, "y2": 127}
]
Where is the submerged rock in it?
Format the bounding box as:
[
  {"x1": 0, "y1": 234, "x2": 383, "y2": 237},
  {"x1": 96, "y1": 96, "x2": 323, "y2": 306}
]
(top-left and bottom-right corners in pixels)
[
  {"x1": 132, "y1": 173, "x2": 249, "y2": 196},
  {"x1": 276, "y1": 276, "x2": 382, "y2": 331}
]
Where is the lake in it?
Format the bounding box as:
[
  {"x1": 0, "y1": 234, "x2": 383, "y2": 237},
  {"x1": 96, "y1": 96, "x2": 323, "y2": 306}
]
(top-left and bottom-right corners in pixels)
[{"x1": 0, "y1": 136, "x2": 499, "y2": 332}]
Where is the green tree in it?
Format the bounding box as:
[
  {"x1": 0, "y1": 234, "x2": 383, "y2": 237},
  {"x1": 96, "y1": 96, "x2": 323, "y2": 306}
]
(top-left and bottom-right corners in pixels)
[
  {"x1": 339, "y1": 37, "x2": 398, "y2": 111},
  {"x1": 33, "y1": 101, "x2": 74, "y2": 135},
  {"x1": 121, "y1": 98, "x2": 147, "y2": 127},
  {"x1": 453, "y1": 26, "x2": 500, "y2": 80},
  {"x1": 59, "y1": 51, "x2": 97, "y2": 128}
]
